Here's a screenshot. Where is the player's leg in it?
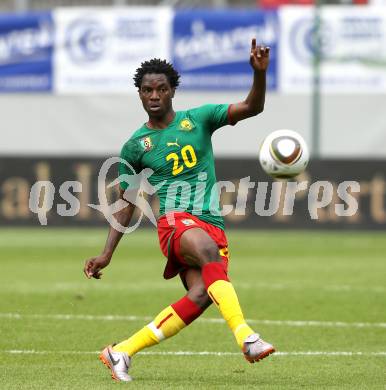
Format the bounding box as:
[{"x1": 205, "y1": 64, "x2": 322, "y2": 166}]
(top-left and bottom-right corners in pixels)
[
  {"x1": 101, "y1": 269, "x2": 211, "y2": 381},
  {"x1": 112, "y1": 268, "x2": 211, "y2": 355},
  {"x1": 179, "y1": 227, "x2": 275, "y2": 362},
  {"x1": 100, "y1": 293, "x2": 204, "y2": 381},
  {"x1": 111, "y1": 295, "x2": 202, "y2": 350}
]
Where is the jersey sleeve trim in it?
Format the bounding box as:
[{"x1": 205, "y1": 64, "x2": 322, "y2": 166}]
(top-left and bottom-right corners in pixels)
[{"x1": 227, "y1": 104, "x2": 237, "y2": 126}]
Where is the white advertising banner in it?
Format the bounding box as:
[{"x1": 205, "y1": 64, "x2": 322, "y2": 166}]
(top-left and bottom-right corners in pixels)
[
  {"x1": 279, "y1": 6, "x2": 386, "y2": 93},
  {"x1": 54, "y1": 7, "x2": 172, "y2": 94}
]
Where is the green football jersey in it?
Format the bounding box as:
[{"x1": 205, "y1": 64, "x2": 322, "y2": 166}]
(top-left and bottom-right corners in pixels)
[{"x1": 119, "y1": 104, "x2": 231, "y2": 230}]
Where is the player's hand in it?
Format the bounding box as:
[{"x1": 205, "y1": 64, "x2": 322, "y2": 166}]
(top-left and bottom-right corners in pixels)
[
  {"x1": 249, "y1": 38, "x2": 270, "y2": 72},
  {"x1": 83, "y1": 255, "x2": 110, "y2": 279}
]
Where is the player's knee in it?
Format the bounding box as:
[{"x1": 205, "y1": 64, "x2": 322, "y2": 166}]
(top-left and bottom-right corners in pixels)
[
  {"x1": 180, "y1": 229, "x2": 221, "y2": 267},
  {"x1": 197, "y1": 240, "x2": 221, "y2": 264}
]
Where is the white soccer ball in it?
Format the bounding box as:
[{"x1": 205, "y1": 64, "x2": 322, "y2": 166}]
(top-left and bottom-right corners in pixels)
[{"x1": 259, "y1": 129, "x2": 309, "y2": 179}]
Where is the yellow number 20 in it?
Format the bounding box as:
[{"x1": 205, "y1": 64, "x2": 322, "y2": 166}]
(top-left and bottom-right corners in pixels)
[{"x1": 166, "y1": 145, "x2": 197, "y2": 176}]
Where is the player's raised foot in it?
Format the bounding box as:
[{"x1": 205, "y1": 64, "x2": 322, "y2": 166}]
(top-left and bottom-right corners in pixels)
[
  {"x1": 99, "y1": 344, "x2": 132, "y2": 382},
  {"x1": 242, "y1": 333, "x2": 275, "y2": 363}
]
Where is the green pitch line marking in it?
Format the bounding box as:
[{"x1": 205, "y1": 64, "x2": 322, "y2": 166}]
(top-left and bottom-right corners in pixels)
[
  {"x1": 1, "y1": 313, "x2": 386, "y2": 328},
  {"x1": 2, "y1": 350, "x2": 386, "y2": 357}
]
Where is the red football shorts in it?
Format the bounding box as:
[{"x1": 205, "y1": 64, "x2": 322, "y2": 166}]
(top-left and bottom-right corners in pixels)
[{"x1": 157, "y1": 212, "x2": 229, "y2": 280}]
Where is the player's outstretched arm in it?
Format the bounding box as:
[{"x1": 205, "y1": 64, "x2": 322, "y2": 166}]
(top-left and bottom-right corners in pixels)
[
  {"x1": 83, "y1": 189, "x2": 136, "y2": 279},
  {"x1": 229, "y1": 38, "x2": 270, "y2": 124}
]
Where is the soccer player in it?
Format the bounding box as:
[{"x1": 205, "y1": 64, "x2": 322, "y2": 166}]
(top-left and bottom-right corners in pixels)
[{"x1": 84, "y1": 38, "x2": 274, "y2": 382}]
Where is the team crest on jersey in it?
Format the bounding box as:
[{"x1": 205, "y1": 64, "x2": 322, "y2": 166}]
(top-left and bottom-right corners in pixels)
[
  {"x1": 179, "y1": 118, "x2": 194, "y2": 131},
  {"x1": 139, "y1": 136, "x2": 153, "y2": 152},
  {"x1": 181, "y1": 218, "x2": 196, "y2": 226}
]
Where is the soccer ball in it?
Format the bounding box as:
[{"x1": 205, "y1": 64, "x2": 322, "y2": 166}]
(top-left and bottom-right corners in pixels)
[{"x1": 259, "y1": 129, "x2": 309, "y2": 179}]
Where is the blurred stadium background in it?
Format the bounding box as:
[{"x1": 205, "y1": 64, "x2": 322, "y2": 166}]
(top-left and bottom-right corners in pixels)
[
  {"x1": 0, "y1": 1, "x2": 385, "y2": 388},
  {"x1": 1, "y1": 0, "x2": 385, "y2": 229}
]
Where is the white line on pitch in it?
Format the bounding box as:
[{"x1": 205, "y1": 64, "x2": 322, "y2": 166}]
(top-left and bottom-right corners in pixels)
[
  {"x1": 2, "y1": 350, "x2": 386, "y2": 357},
  {"x1": 1, "y1": 312, "x2": 386, "y2": 329}
]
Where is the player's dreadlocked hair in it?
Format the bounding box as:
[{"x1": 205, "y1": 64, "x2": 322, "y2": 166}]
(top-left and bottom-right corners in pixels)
[{"x1": 133, "y1": 58, "x2": 180, "y2": 90}]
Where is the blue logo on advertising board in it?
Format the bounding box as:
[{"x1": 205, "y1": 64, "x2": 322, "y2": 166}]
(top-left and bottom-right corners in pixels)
[
  {"x1": 65, "y1": 18, "x2": 106, "y2": 64},
  {"x1": 289, "y1": 17, "x2": 333, "y2": 65},
  {"x1": 173, "y1": 10, "x2": 278, "y2": 90},
  {"x1": 289, "y1": 15, "x2": 384, "y2": 65},
  {"x1": 0, "y1": 12, "x2": 53, "y2": 92}
]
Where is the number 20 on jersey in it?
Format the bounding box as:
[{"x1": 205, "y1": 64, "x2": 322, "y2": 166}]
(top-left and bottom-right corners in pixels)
[{"x1": 166, "y1": 145, "x2": 197, "y2": 176}]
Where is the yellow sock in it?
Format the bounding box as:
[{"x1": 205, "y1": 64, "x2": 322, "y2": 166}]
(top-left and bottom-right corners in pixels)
[
  {"x1": 208, "y1": 280, "x2": 255, "y2": 348},
  {"x1": 113, "y1": 305, "x2": 187, "y2": 356}
]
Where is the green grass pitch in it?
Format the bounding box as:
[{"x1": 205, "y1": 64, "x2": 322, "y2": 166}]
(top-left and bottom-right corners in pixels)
[{"x1": 0, "y1": 228, "x2": 385, "y2": 389}]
